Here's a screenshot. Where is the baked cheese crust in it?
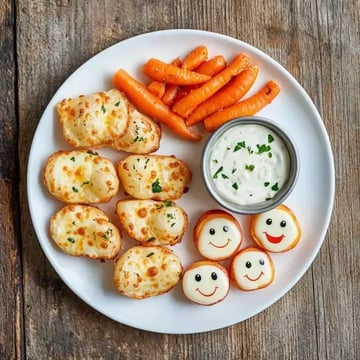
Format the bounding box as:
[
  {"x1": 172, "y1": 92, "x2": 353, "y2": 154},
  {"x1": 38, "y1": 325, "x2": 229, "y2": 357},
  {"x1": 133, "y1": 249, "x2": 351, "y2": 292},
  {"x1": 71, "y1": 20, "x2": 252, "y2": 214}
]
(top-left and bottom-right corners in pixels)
[
  {"x1": 116, "y1": 200, "x2": 188, "y2": 246},
  {"x1": 108, "y1": 105, "x2": 161, "y2": 154},
  {"x1": 57, "y1": 89, "x2": 129, "y2": 147},
  {"x1": 117, "y1": 155, "x2": 192, "y2": 200},
  {"x1": 113, "y1": 245, "x2": 183, "y2": 299},
  {"x1": 43, "y1": 149, "x2": 119, "y2": 203},
  {"x1": 50, "y1": 204, "x2": 122, "y2": 259}
]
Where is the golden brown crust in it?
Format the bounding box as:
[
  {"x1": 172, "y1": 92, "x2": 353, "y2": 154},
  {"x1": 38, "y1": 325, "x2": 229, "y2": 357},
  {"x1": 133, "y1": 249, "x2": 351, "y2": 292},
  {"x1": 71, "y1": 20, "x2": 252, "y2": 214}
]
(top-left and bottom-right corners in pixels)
[
  {"x1": 57, "y1": 89, "x2": 130, "y2": 147},
  {"x1": 113, "y1": 245, "x2": 183, "y2": 299},
  {"x1": 50, "y1": 204, "x2": 122, "y2": 260},
  {"x1": 116, "y1": 155, "x2": 192, "y2": 200},
  {"x1": 43, "y1": 149, "x2": 119, "y2": 204},
  {"x1": 115, "y1": 199, "x2": 188, "y2": 246}
]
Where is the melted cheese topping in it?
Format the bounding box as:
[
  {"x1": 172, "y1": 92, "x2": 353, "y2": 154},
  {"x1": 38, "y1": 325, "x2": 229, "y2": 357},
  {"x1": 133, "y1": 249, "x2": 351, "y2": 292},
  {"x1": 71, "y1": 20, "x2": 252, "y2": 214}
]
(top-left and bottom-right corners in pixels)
[
  {"x1": 50, "y1": 204, "x2": 121, "y2": 259},
  {"x1": 182, "y1": 263, "x2": 230, "y2": 305},
  {"x1": 230, "y1": 248, "x2": 274, "y2": 290},
  {"x1": 251, "y1": 206, "x2": 301, "y2": 252},
  {"x1": 57, "y1": 88, "x2": 129, "y2": 147},
  {"x1": 116, "y1": 200, "x2": 188, "y2": 246},
  {"x1": 197, "y1": 217, "x2": 242, "y2": 260},
  {"x1": 43, "y1": 150, "x2": 119, "y2": 203},
  {"x1": 114, "y1": 246, "x2": 183, "y2": 299},
  {"x1": 209, "y1": 124, "x2": 290, "y2": 205},
  {"x1": 117, "y1": 155, "x2": 192, "y2": 200},
  {"x1": 109, "y1": 106, "x2": 161, "y2": 154}
]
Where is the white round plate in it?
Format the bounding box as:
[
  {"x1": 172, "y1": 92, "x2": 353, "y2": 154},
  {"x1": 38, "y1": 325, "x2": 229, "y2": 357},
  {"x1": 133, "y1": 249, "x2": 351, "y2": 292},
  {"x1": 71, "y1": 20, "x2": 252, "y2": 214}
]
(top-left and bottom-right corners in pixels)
[{"x1": 27, "y1": 29, "x2": 335, "y2": 334}]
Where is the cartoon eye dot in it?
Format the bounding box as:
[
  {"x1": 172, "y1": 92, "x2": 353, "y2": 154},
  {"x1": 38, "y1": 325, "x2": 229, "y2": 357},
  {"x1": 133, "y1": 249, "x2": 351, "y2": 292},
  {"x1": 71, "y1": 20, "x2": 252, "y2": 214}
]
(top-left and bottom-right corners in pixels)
[
  {"x1": 193, "y1": 209, "x2": 243, "y2": 261},
  {"x1": 250, "y1": 204, "x2": 301, "y2": 253},
  {"x1": 230, "y1": 247, "x2": 275, "y2": 291},
  {"x1": 182, "y1": 261, "x2": 230, "y2": 305}
]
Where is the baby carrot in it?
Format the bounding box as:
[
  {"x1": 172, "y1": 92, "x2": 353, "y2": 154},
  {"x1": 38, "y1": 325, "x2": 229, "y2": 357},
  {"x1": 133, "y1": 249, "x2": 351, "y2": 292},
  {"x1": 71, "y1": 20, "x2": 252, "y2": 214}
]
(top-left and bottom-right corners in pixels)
[
  {"x1": 203, "y1": 80, "x2": 281, "y2": 132},
  {"x1": 185, "y1": 64, "x2": 259, "y2": 126},
  {"x1": 147, "y1": 81, "x2": 166, "y2": 98},
  {"x1": 195, "y1": 55, "x2": 227, "y2": 76},
  {"x1": 172, "y1": 53, "x2": 250, "y2": 117},
  {"x1": 162, "y1": 85, "x2": 179, "y2": 105},
  {"x1": 113, "y1": 69, "x2": 201, "y2": 141},
  {"x1": 142, "y1": 58, "x2": 211, "y2": 85},
  {"x1": 161, "y1": 53, "x2": 203, "y2": 105},
  {"x1": 182, "y1": 45, "x2": 208, "y2": 70},
  {"x1": 161, "y1": 58, "x2": 182, "y2": 105}
]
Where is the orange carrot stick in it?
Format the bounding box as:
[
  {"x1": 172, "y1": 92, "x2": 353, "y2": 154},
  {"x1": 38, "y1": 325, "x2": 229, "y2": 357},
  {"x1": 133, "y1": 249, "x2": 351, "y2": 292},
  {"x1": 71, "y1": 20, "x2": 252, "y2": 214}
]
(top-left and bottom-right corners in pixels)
[
  {"x1": 203, "y1": 80, "x2": 281, "y2": 132},
  {"x1": 142, "y1": 58, "x2": 211, "y2": 85},
  {"x1": 161, "y1": 57, "x2": 183, "y2": 105},
  {"x1": 147, "y1": 81, "x2": 166, "y2": 98},
  {"x1": 162, "y1": 85, "x2": 179, "y2": 105},
  {"x1": 182, "y1": 45, "x2": 208, "y2": 70},
  {"x1": 186, "y1": 64, "x2": 259, "y2": 126},
  {"x1": 195, "y1": 55, "x2": 227, "y2": 76},
  {"x1": 172, "y1": 53, "x2": 250, "y2": 117},
  {"x1": 113, "y1": 69, "x2": 201, "y2": 141}
]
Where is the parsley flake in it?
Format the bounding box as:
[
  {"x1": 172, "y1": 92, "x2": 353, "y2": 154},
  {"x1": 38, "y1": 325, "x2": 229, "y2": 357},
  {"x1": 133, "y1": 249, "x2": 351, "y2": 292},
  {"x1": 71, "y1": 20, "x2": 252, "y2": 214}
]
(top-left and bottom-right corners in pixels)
[
  {"x1": 146, "y1": 252, "x2": 155, "y2": 257},
  {"x1": 67, "y1": 237, "x2": 75, "y2": 244},
  {"x1": 268, "y1": 134, "x2": 275, "y2": 143},
  {"x1": 164, "y1": 200, "x2": 172, "y2": 207},
  {"x1": 72, "y1": 186, "x2": 79, "y2": 193},
  {"x1": 233, "y1": 141, "x2": 246, "y2": 152},
  {"x1": 245, "y1": 164, "x2": 255, "y2": 171},
  {"x1": 152, "y1": 179, "x2": 162, "y2": 193},
  {"x1": 232, "y1": 183, "x2": 238, "y2": 190},
  {"x1": 70, "y1": 156, "x2": 75, "y2": 162},
  {"x1": 101, "y1": 105, "x2": 106, "y2": 113},
  {"x1": 256, "y1": 144, "x2": 271, "y2": 154},
  {"x1": 213, "y1": 166, "x2": 223, "y2": 179},
  {"x1": 271, "y1": 182, "x2": 279, "y2": 191}
]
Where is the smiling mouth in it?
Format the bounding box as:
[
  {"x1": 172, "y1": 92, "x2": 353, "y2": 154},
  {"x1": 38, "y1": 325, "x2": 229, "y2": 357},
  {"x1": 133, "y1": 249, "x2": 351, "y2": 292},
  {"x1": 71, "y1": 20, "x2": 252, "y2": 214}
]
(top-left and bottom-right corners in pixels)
[
  {"x1": 196, "y1": 287, "x2": 219, "y2": 297},
  {"x1": 244, "y1": 272, "x2": 264, "y2": 281},
  {"x1": 264, "y1": 232, "x2": 285, "y2": 244},
  {"x1": 209, "y1": 239, "x2": 231, "y2": 248}
]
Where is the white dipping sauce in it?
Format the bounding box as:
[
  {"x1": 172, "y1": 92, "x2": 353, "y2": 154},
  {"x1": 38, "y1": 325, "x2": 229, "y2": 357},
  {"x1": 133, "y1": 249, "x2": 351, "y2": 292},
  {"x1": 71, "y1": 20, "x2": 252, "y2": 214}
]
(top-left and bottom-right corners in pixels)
[{"x1": 209, "y1": 124, "x2": 290, "y2": 205}]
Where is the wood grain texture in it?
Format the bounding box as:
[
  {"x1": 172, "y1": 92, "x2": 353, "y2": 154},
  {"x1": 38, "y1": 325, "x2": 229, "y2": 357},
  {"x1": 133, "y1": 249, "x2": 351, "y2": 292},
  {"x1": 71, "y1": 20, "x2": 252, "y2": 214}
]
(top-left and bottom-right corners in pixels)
[
  {"x1": 12, "y1": 0, "x2": 360, "y2": 359},
  {"x1": 0, "y1": 1, "x2": 24, "y2": 359}
]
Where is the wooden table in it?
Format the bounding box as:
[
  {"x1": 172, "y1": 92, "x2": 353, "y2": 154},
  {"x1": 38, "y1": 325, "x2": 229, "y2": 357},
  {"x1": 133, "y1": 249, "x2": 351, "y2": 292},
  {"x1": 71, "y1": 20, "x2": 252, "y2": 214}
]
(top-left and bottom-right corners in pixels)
[{"x1": 1, "y1": 0, "x2": 359, "y2": 358}]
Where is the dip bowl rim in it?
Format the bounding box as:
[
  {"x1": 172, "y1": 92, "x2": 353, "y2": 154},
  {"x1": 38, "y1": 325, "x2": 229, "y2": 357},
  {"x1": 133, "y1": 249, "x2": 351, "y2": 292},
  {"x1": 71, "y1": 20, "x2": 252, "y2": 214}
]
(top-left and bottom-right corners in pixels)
[{"x1": 202, "y1": 116, "x2": 300, "y2": 215}]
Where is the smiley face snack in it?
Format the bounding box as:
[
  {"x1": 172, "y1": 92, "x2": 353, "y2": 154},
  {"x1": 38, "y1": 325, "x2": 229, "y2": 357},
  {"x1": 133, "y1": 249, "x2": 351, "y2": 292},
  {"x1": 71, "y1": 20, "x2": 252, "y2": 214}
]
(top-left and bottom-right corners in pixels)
[
  {"x1": 193, "y1": 209, "x2": 243, "y2": 261},
  {"x1": 182, "y1": 261, "x2": 230, "y2": 305},
  {"x1": 250, "y1": 204, "x2": 301, "y2": 253},
  {"x1": 230, "y1": 247, "x2": 275, "y2": 291}
]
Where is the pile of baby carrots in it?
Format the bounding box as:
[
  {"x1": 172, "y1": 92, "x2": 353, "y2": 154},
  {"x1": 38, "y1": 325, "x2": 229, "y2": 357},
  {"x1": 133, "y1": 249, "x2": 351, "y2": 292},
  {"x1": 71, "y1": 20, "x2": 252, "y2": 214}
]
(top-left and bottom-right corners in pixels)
[{"x1": 113, "y1": 45, "x2": 280, "y2": 141}]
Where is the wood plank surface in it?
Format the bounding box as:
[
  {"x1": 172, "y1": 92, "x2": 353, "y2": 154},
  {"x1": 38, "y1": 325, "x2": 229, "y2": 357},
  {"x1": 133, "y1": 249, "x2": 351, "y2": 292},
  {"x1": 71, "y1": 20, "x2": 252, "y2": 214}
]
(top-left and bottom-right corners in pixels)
[
  {"x1": 0, "y1": 1, "x2": 24, "y2": 359},
  {"x1": 9, "y1": 0, "x2": 360, "y2": 358}
]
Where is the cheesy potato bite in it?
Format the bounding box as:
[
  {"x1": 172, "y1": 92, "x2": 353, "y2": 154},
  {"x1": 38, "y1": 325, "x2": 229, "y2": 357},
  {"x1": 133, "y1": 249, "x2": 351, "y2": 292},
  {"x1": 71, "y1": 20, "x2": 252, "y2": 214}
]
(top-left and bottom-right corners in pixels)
[
  {"x1": 43, "y1": 149, "x2": 119, "y2": 203},
  {"x1": 108, "y1": 105, "x2": 161, "y2": 154},
  {"x1": 57, "y1": 88, "x2": 129, "y2": 147},
  {"x1": 116, "y1": 200, "x2": 188, "y2": 246},
  {"x1": 114, "y1": 245, "x2": 183, "y2": 299},
  {"x1": 117, "y1": 155, "x2": 192, "y2": 200},
  {"x1": 50, "y1": 204, "x2": 122, "y2": 260}
]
